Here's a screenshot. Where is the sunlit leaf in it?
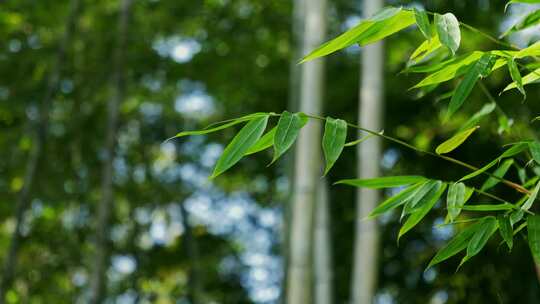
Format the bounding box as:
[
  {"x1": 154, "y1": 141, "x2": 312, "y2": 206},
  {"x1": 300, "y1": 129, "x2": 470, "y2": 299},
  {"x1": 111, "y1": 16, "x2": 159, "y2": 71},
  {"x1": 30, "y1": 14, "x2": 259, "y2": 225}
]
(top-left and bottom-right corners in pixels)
[
  {"x1": 447, "y1": 182, "x2": 467, "y2": 221},
  {"x1": 498, "y1": 215, "x2": 513, "y2": 250},
  {"x1": 414, "y1": 8, "x2": 431, "y2": 40},
  {"x1": 528, "y1": 215, "x2": 540, "y2": 264},
  {"x1": 428, "y1": 220, "x2": 483, "y2": 268},
  {"x1": 245, "y1": 127, "x2": 276, "y2": 155},
  {"x1": 272, "y1": 111, "x2": 308, "y2": 163},
  {"x1": 436, "y1": 126, "x2": 479, "y2": 154},
  {"x1": 435, "y1": 13, "x2": 460, "y2": 55},
  {"x1": 480, "y1": 159, "x2": 513, "y2": 191},
  {"x1": 507, "y1": 58, "x2": 526, "y2": 97},
  {"x1": 173, "y1": 112, "x2": 268, "y2": 139},
  {"x1": 211, "y1": 115, "x2": 269, "y2": 178},
  {"x1": 368, "y1": 182, "x2": 424, "y2": 219},
  {"x1": 412, "y1": 52, "x2": 484, "y2": 88},
  {"x1": 503, "y1": 67, "x2": 540, "y2": 92},
  {"x1": 322, "y1": 117, "x2": 347, "y2": 175},
  {"x1": 398, "y1": 182, "x2": 447, "y2": 239},
  {"x1": 461, "y1": 203, "x2": 515, "y2": 211},
  {"x1": 521, "y1": 180, "x2": 540, "y2": 211},
  {"x1": 447, "y1": 54, "x2": 496, "y2": 118},
  {"x1": 461, "y1": 102, "x2": 496, "y2": 131},
  {"x1": 336, "y1": 175, "x2": 427, "y2": 189}
]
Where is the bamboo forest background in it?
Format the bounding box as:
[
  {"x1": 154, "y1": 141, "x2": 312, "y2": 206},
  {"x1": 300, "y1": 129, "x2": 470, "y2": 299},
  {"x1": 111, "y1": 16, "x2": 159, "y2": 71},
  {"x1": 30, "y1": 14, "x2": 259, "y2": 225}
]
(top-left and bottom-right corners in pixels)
[{"x1": 2, "y1": 0, "x2": 540, "y2": 303}]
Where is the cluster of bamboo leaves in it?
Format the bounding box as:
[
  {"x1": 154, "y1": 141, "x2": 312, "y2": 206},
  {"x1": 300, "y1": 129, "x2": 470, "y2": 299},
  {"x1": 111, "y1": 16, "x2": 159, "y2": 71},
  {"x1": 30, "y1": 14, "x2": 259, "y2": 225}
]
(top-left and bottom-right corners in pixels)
[{"x1": 173, "y1": 2, "x2": 540, "y2": 269}]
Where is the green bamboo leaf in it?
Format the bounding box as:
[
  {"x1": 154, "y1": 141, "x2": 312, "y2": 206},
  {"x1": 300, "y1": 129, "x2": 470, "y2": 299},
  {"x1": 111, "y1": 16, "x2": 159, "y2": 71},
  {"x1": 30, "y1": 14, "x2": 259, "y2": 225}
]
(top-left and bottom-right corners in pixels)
[
  {"x1": 322, "y1": 117, "x2": 347, "y2": 175},
  {"x1": 414, "y1": 8, "x2": 431, "y2": 40},
  {"x1": 435, "y1": 13, "x2": 460, "y2": 55},
  {"x1": 408, "y1": 36, "x2": 442, "y2": 66},
  {"x1": 447, "y1": 182, "x2": 467, "y2": 221},
  {"x1": 436, "y1": 126, "x2": 479, "y2": 154},
  {"x1": 507, "y1": 58, "x2": 526, "y2": 97},
  {"x1": 515, "y1": 41, "x2": 540, "y2": 58},
  {"x1": 344, "y1": 133, "x2": 378, "y2": 147},
  {"x1": 447, "y1": 54, "x2": 496, "y2": 118},
  {"x1": 398, "y1": 182, "x2": 447, "y2": 240},
  {"x1": 211, "y1": 115, "x2": 269, "y2": 178},
  {"x1": 461, "y1": 203, "x2": 515, "y2": 211},
  {"x1": 527, "y1": 215, "x2": 540, "y2": 264},
  {"x1": 301, "y1": 7, "x2": 414, "y2": 62},
  {"x1": 521, "y1": 180, "x2": 540, "y2": 211},
  {"x1": 462, "y1": 216, "x2": 498, "y2": 264},
  {"x1": 272, "y1": 111, "x2": 308, "y2": 163},
  {"x1": 412, "y1": 51, "x2": 488, "y2": 88},
  {"x1": 459, "y1": 143, "x2": 528, "y2": 182},
  {"x1": 461, "y1": 102, "x2": 496, "y2": 131},
  {"x1": 403, "y1": 180, "x2": 439, "y2": 215},
  {"x1": 502, "y1": 9, "x2": 540, "y2": 37},
  {"x1": 245, "y1": 127, "x2": 276, "y2": 155},
  {"x1": 428, "y1": 220, "x2": 483, "y2": 268},
  {"x1": 498, "y1": 215, "x2": 513, "y2": 250},
  {"x1": 172, "y1": 112, "x2": 268, "y2": 139},
  {"x1": 336, "y1": 175, "x2": 427, "y2": 189},
  {"x1": 529, "y1": 141, "x2": 540, "y2": 165},
  {"x1": 480, "y1": 159, "x2": 514, "y2": 191},
  {"x1": 368, "y1": 182, "x2": 424, "y2": 219},
  {"x1": 503, "y1": 67, "x2": 540, "y2": 92}
]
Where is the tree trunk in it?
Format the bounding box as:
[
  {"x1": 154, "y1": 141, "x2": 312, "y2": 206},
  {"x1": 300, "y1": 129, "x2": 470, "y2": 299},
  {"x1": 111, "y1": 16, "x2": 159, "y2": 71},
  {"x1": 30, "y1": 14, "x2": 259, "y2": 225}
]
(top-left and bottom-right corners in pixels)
[
  {"x1": 180, "y1": 203, "x2": 202, "y2": 303},
  {"x1": 286, "y1": 0, "x2": 327, "y2": 302},
  {"x1": 0, "y1": 0, "x2": 80, "y2": 302},
  {"x1": 351, "y1": 0, "x2": 384, "y2": 303},
  {"x1": 314, "y1": 179, "x2": 333, "y2": 304},
  {"x1": 89, "y1": 0, "x2": 132, "y2": 302}
]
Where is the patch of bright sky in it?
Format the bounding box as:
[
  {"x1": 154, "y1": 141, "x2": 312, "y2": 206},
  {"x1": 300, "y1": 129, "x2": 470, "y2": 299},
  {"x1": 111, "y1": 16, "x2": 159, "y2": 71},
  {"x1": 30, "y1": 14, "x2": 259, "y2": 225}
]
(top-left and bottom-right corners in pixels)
[{"x1": 153, "y1": 36, "x2": 201, "y2": 63}]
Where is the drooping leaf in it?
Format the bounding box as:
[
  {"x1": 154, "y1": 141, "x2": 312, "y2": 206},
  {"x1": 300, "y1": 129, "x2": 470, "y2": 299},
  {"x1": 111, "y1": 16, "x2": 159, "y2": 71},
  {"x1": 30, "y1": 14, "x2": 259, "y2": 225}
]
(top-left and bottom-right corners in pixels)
[
  {"x1": 529, "y1": 141, "x2": 540, "y2": 165},
  {"x1": 480, "y1": 159, "x2": 514, "y2": 191},
  {"x1": 368, "y1": 182, "x2": 424, "y2": 219},
  {"x1": 507, "y1": 58, "x2": 526, "y2": 97},
  {"x1": 436, "y1": 126, "x2": 479, "y2": 154},
  {"x1": 322, "y1": 117, "x2": 347, "y2": 175},
  {"x1": 463, "y1": 216, "x2": 498, "y2": 264},
  {"x1": 414, "y1": 8, "x2": 431, "y2": 40},
  {"x1": 399, "y1": 182, "x2": 447, "y2": 239},
  {"x1": 245, "y1": 127, "x2": 276, "y2": 155},
  {"x1": 435, "y1": 13, "x2": 460, "y2": 55},
  {"x1": 428, "y1": 220, "x2": 483, "y2": 268},
  {"x1": 173, "y1": 112, "x2": 268, "y2": 139},
  {"x1": 498, "y1": 215, "x2": 513, "y2": 250},
  {"x1": 503, "y1": 67, "x2": 540, "y2": 92},
  {"x1": 461, "y1": 203, "x2": 515, "y2": 211},
  {"x1": 301, "y1": 7, "x2": 414, "y2": 62},
  {"x1": 521, "y1": 180, "x2": 540, "y2": 211},
  {"x1": 461, "y1": 102, "x2": 496, "y2": 130},
  {"x1": 272, "y1": 111, "x2": 308, "y2": 163},
  {"x1": 336, "y1": 175, "x2": 427, "y2": 189},
  {"x1": 447, "y1": 54, "x2": 496, "y2": 118},
  {"x1": 527, "y1": 215, "x2": 540, "y2": 264},
  {"x1": 447, "y1": 182, "x2": 467, "y2": 221},
  {"x1": 211, "y1": 115, "x2": 269, "y2": 178}
]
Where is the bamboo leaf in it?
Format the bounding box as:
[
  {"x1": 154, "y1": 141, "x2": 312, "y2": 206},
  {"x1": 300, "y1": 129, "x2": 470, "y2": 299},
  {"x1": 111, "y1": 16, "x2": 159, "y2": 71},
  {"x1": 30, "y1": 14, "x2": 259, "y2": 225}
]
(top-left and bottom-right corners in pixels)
[
  {"x1": 447, "y1": 182, "x2": 467, "y2": 221},
  {"x1": 447, "y1": 54, "x2": 496, "y2": 118},
  {"x1": 368, "y1": 182, "x2": 424, "y2": 219},
  {"x1": 507, "y1": 58, "x2": 526, "y2": 98},
  {"x1": 461, "y1": 102, "x2": 496, "y2": 131},
  {"x1": 414, "y1": 8, "x2": 431, "y2": 40},
  {"x1": 480, "y1": 159, "x2": 514, "y2": 191},
  {"x1": 301, "y1": 7, "x2": 415, "y2": 62},
  {"x1": 272, "y1": 111, "x2": 308, "y2": 163},
  {"x1": 245, "y1": 127, "x2": 276, "y2": 155},
  {"x1": 322, "y1": 117, "x2": 347, "y2": 175},
  {"x1": 436, "y1": 126, "x2": 479, "y2": 154},
  {"x1": 498, "y1": 215, "x2": 513, "y2": 250},
  {"x1": 211, "y1": 115, "x2": 269, "y2": 178},
  {"x1": 464, "y1": 216, "x2": 498, "y2": 260},
  {"x1": 522, "y1": 181, "x2": 540, "y2": 211},
  {"x1": 503, "y1": 67, "x2": 540, "y2": 92},
  {"x1": 527, "y1": 215, "x2": 540, "y2": 264},
  {"x1": 399, "y1": 182, "x2": 447, "y2": 239},
  {"x1": 461, "y1": 203, "x2": 515, "y2": 211},
  {"x1": 428, "y1": 220, "x2": 483, "y2": 268},
  {"x1": 502, "y1": 10, "x2": 540, "y2": 37},
  {"x1": 403, "y1": 180, "x2": 439, "y2": 215},
  {"x1": 529, "y1": 141, "x2": 540, "y2": 165},
  {"x1": 435, "y1": 13, "x2": 460, "y2": 55},
  {"x1": 173, "y1": 112, "x2": 268, "y2": 139},
  {"x1": 408, "y1": 36, "x2": 442, "y2": 66},
  {"x1": 336, "y1": 175, "x2": 427, "y2": 189}
]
